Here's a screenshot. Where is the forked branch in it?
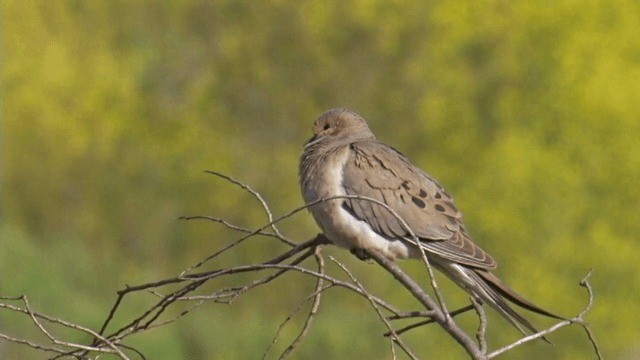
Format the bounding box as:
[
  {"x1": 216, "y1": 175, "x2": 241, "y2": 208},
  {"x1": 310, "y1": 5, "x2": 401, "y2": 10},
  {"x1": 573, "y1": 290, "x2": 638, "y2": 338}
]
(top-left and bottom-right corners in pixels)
[{"x1": 0, "y1": 172, "x2": 601, "y2": 359}]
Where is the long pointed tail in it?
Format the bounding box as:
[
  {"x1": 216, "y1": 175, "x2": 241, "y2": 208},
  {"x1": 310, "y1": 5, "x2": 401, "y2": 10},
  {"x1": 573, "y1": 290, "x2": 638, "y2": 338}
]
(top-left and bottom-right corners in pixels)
[{"x1": 436, "y1": 261, "x2": 565, "y2": 336}]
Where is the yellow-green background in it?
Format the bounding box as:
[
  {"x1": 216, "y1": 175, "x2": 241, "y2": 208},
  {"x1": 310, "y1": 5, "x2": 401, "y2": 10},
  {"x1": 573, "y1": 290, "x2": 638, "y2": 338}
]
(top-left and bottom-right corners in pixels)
[{"x1": 1, "y1": 1, "x2": 638, "y2": 359}]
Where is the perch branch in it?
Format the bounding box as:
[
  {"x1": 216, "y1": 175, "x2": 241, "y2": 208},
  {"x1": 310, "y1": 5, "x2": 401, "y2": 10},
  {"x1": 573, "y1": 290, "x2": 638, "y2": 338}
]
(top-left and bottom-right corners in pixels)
[{"x1": 0, "y1": 173, "x2": 602, "y2": 360}]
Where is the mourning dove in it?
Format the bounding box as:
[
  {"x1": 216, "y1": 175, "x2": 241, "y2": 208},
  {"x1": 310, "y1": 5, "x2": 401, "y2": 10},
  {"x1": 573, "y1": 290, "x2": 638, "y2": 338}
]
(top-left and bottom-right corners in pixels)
[{"x1": 299, "y1": 108, "x2": 562, "y2": 336}]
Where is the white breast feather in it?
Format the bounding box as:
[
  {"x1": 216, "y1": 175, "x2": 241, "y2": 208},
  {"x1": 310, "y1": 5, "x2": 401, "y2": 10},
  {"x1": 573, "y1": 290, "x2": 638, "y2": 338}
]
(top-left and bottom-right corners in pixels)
[{"x1": 308, "y1": 147, "x2": 412, "y2": 260}]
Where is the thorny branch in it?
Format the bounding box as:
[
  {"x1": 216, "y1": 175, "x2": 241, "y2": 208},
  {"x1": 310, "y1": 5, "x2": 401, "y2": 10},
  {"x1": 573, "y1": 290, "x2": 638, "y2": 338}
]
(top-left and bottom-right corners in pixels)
[{"x1": 0, "y1": 172, "x2": 602, "y2": 359}]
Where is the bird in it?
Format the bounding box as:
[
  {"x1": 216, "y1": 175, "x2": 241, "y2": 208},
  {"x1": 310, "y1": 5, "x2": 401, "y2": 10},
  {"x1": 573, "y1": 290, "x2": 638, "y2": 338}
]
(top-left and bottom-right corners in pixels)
[{"x1": 299, "y1": 108, "x2": 562, "y2": 336}]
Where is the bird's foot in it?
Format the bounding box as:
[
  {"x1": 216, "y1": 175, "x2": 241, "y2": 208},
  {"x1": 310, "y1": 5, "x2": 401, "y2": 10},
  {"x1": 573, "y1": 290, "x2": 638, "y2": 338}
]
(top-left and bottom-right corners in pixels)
[
  {"x1": 315, "y1": 233, "x2": 333, "y2": 245},
  {"x1": 350, "y1": 248, "x2": 371, "y2": 261}
]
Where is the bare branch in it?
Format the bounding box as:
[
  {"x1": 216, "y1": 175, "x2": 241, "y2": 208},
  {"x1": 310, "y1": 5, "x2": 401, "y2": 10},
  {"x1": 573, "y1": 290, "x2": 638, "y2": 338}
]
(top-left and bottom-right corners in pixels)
[
  {"x1": 179, "y1": 215, "x2": 285, "y2": 241},
  {"x1": 204, "y1": 170, "x2": 290, "y2": 244},
  {"x1": 471, "y1": 297, "x2": 488, "y2": 354},
  {"x1": 261, "y1": 248, "x2": 328, "y2": 360},
  {"x1": 578, "y1": 271, "x2": 603, "y2": 360},
  {"x1": 486, "y1": 270, "x2": 601, "y2": 359},
  {"x1": 364, "y1": 249, "x2": 485, "y2": 359},
  {"x1": 330, "y1": 256, "x2": 419, "y2": 360},
  {"x1": 0, "y1": 296, "x2": 130, "y2": 359},
  {"x1": 279, "y1": 249, "x2": 326, "y2": 359},
  {"x1": 0, "y1": 173, "x2": 601, "y2": 360}
]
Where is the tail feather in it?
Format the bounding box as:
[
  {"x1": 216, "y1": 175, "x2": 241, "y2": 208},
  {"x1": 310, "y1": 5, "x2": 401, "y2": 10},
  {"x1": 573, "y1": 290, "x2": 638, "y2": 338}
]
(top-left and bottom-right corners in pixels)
[
  {"x1": 464, "y1": 269, "x2": 538, "y2": 335},
  {"x1": 434, "y1": 260, "x2": 564, "y2": 338},
  {"x1": 475, "y1": 270, "x2": 565, "y2": 320}
]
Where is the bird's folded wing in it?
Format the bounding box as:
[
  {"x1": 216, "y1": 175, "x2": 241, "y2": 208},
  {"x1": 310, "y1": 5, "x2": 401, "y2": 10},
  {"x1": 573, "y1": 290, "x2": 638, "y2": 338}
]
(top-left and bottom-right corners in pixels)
[{"x1": 342, "y1": 140, "x2": 496, "y2": 269}]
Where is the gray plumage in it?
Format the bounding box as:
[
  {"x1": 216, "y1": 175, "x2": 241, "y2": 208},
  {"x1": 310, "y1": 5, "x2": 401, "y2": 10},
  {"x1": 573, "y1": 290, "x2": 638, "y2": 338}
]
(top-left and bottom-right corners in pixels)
[{"x1": 299, "y1": 108, "x2": 562, "y2": 336}]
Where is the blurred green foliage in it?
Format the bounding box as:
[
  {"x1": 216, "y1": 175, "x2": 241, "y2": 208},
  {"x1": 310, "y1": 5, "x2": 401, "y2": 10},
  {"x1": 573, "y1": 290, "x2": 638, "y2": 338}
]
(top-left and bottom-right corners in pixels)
[{"x1": 1, "y1": 1, "x2": 639, "y2": 359}]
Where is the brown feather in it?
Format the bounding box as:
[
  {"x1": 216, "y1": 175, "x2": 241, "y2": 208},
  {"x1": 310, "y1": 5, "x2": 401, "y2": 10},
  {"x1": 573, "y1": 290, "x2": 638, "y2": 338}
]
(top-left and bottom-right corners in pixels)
[
  {"x1": 300, "y1": 108, "x2": 563, "y2": 337},
  {"x1": 342, "y1": 140, "x2": 497, "y2": 269}
]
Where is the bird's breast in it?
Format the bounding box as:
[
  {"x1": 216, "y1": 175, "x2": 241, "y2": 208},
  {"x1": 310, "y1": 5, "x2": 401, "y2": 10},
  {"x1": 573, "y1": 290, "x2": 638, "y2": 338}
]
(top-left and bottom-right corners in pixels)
[{"x1": 300, "y1": 144, "x2": 412, "y2": 260}]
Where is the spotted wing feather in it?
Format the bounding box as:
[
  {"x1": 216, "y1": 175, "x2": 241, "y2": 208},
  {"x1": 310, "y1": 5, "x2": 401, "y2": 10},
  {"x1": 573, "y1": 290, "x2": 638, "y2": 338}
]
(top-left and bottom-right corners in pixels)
[{"x1": 342, "y1": 140, "x2": 496, "y2": 269}]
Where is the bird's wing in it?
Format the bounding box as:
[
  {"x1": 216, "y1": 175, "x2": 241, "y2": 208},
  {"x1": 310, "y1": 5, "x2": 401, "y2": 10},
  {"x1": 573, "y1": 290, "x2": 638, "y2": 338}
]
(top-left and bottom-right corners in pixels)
[{"x1": 342, "y1": 140, "x2": 496, "y2": 269}]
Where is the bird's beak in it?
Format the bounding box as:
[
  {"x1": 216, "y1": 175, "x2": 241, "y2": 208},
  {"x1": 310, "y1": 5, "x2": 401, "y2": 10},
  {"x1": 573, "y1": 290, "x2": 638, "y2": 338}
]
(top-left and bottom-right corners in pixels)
[{"x1": 304, "y1": 134, "x2": 320, "y2": 148}]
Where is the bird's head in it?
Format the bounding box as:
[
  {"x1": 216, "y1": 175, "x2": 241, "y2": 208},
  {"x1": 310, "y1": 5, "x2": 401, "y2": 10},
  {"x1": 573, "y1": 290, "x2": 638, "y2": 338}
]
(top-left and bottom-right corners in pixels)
[{"x1": 306, "y1": 108, "x2": 375, "y2": 147}]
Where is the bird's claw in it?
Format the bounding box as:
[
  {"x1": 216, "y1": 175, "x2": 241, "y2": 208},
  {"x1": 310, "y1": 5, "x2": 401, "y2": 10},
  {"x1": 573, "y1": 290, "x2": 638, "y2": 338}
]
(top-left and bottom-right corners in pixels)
[{"x1": 350, "y1": 248, "x2": 371, "y2": 261}]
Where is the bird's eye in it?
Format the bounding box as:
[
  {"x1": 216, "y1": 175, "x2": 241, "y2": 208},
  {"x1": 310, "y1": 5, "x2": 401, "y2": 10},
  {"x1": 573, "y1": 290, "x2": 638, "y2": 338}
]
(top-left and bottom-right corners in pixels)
[{"x1": 323, "y1": 123, "x2": 330, "y2": 130}]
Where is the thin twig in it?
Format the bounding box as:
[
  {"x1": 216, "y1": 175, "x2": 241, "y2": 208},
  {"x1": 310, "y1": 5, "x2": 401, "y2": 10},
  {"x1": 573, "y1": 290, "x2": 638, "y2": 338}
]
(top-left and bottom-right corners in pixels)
[
  {"x1": 279, "y1": 248, "x2": 326, "y2": 359},
  {"x1": 179, "y1": 215, "x2": 285, "y2": 241},
  {"x1": 323, "y1": 194, "x2": 454, "y2": 324},
  {"x1": 99, "y1": 252, "x2": 401, "y2": 352},
  {"x1": 578, "y1": 271, "x2": 602, "y2": 360},
  {"x1": 261, "y1": 283, "x2": 334, "y2": 360},
  {"x1": 330, "y1": 256, "x2": 419, "y2": 360},
  {"x1": 413, "y1": 243, "x2": 451, "y2": 323},
  {"x1": 471, "y1": 296, "x2": 488, "y2": 354},
  {"x1": 364, "y1": 249, "x2": 484, "y2": 359},
  {"x1": 0, "y1": 332, "x2": 66, "y2": 356},
  {"x1": 0, "y1": 174, "x2": 601, "y2": 360},
  {"x1": 0, "y1": 296, "x2": 130, "y2": 359},
  {"x1": 179, "y1": 203, "x2": 333, "y2": 276},
  {"x1": 204, "y1": 170, "x2": 290, "y2": 244},
  {"x1": 486, "y1": 270, "x2": 600, "y2": 359},
  {"x1": 94, "y1": 236, "x2": 323, "y2": 351},
  {"x1": 384, "y1": 305, "x2": 475, "y2": 337}
]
